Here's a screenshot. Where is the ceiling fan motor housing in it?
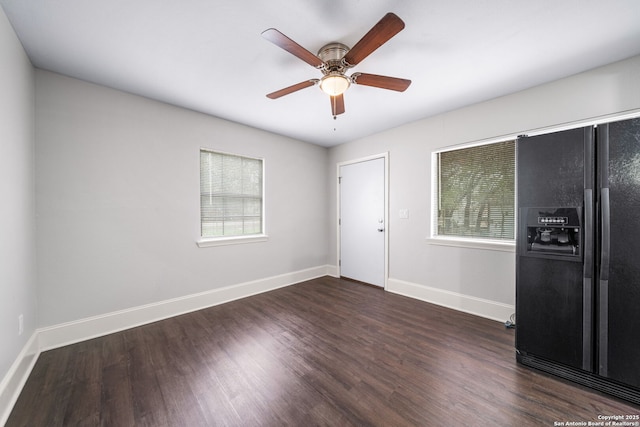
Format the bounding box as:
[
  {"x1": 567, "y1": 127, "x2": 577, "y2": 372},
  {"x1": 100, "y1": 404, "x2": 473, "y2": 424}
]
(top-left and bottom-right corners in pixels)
[{"x1": 318, "y1": 42, "x2": 350, "y2": 74}]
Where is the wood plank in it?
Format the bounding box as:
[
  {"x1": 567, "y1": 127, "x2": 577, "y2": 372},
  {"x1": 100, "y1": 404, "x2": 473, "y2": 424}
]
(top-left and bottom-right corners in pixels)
[{"x1": 6, "y1": 277, "x2": 639, "y2": 426}]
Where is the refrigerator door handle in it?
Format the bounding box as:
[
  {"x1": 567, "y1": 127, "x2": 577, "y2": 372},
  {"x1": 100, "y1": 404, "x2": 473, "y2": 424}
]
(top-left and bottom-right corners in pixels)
[
  {"x1": 582, "y1": 189, "x2": 594, "y2": 371},
  {"x1": 599, "y1": 187, "x2": 610, "y2": 377},
  {"x1": 600, "y1": 188, "x2": 611, "y2": 281},
  {"x1": 598, "y1": 122, "x2": 611, "y2": 378}
]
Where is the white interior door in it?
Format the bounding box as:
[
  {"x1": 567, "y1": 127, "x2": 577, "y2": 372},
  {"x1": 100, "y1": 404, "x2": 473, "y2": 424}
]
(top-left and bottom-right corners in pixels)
[{"x1": 339, "y1": 156, "x2": 386, "y2": 287}]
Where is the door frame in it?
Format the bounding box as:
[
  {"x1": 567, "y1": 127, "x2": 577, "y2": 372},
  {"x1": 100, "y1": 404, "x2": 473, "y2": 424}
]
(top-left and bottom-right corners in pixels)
[{"x1": 336, "y1": 152, "x2": 389, "y2": 289}]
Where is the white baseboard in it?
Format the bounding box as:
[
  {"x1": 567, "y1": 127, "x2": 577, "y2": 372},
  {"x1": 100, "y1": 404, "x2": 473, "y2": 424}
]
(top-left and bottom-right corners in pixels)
[
  {"x1": 0, "y1": 265, "x2": 330, "y2": 424},
  {"x1": 0, "y1": 332, "x2": 39, "y2": 426},
  {"x1": 326, "y1": 264, "x2": 339, "y2": 278},
  {"x1": 386, "y1": 277, "x2": 514, "y2": 323},
  {"x1": 37, "y1": 265, "x2": 330, "y2": 351}
]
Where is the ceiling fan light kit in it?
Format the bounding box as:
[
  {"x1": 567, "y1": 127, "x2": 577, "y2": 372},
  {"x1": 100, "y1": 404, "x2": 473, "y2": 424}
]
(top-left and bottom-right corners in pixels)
[
  {"x1": 262, "y1": 12, "x2": 411, "y2": 117},
  {"x1": 320, "y1": 73, "x2": 350, "y2": 96}
]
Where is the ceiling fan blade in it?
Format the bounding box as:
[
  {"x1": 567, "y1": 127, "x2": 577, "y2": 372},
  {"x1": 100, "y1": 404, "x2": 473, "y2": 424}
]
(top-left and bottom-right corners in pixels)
[
  {"x1": 331, "y1": 94, "x2": 345, "y2": 116},
  {"x1": 262, "y1": 28, "x2": 324, "y2": 68},
  {"x1": 343, "y1": 13, "x2": 405, "y2": 67},
  {"x1": 351, "y1": 73, "x2": 411, "y2": 92},
  {"x1": 266, "y1": 80, "x2": 317, "y2": 99}
]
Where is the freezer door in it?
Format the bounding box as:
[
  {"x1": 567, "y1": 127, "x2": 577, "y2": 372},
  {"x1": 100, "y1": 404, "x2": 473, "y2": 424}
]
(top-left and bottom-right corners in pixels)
[
  {"x1": 597, "y1": 118, "x2": 640, "y2": 389},
  {"x1": 516, "y1": 127, "x2": 594, "y2": 371}
]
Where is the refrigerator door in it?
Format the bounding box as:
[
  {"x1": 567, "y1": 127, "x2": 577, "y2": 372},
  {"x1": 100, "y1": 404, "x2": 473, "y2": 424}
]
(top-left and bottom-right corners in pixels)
[
  {"x1": 516, "y1": 127, "x2": 594, "y2": 371},
  {"x1": 597, "y1": 118, "x2": 640, "y2": 389}
]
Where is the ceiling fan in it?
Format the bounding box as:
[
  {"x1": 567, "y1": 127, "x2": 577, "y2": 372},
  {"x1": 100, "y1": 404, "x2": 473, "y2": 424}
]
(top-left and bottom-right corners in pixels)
[{"x1": 262, "y1": 12, "x2": 411, "y2": 118}]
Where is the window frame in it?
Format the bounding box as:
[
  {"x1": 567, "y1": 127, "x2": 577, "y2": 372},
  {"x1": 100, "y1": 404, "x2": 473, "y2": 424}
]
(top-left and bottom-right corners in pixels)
[
  {"x1": 197, "y1": 148, "x2": 267, "y2": 248},
  {"x1": 428, "y1": 137, "x2": 516, "y2": 252}
]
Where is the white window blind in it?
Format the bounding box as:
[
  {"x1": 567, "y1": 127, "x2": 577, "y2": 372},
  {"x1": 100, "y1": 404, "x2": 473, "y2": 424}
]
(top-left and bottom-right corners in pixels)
[
  {"x1": 200, "y1": 150, "x2": 263, "y2": 238},
  {"x1": 433, "y1": 140, "x2": 515, "y2": 241}
]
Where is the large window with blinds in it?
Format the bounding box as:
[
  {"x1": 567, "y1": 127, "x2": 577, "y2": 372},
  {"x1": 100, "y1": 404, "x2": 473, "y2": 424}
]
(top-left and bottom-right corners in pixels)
[
  {"x1": 200, "y1": 149, "x2": 264, "y2": 239},
  {"x1": 433, "y1": 140, "x2": 515, "y2": 242}
]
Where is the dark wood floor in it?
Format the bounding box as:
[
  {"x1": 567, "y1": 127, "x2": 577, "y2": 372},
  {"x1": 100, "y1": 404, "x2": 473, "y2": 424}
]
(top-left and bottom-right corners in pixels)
[{"x1": 7, "y1": 277, "x2": 639, "y2": 426}]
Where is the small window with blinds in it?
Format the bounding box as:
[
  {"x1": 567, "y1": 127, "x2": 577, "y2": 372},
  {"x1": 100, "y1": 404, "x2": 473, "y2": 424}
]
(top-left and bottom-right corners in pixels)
[
  {"x1": 433, "y1": 140, "x2": 515, "y2": 242},
  {"x1": 200, "y1": 149, "x2": 264, "y2": 239}
]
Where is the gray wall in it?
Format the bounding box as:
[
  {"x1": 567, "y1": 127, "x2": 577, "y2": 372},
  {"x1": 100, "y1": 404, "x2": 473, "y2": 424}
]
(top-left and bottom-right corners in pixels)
[
  {"x1": 35, "y1": 70, "x2": 329, "y2": 327},
  {"x1": 328, "y1": 55, "x2": 640, "y2": 308},
  {"x1": 0, "y1": 8, "x2": 36, "y2": 381},
  {"x1": 30, "y1": 54, "x2": 640, "y2": 328}
]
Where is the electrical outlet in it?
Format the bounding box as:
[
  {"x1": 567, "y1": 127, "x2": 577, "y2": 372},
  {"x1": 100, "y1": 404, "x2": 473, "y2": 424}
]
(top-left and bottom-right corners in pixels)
[{"x1": 18, "y1": 314, "x2": 23, "y2": 336}]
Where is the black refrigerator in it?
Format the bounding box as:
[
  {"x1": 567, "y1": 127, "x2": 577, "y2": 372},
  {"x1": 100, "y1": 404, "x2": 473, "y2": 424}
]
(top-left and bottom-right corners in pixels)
[{"x1": 516, "y1": 116, "x2": 640, "y2": 405}]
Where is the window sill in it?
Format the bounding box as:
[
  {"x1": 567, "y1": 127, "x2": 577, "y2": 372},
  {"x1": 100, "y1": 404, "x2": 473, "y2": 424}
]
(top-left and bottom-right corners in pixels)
[
  {"x1": 197, "y1": 234, "x2": 269, "y2": 248},
  {"x1": 426, "y1": 236, "x2": 515, "y2": 252}
]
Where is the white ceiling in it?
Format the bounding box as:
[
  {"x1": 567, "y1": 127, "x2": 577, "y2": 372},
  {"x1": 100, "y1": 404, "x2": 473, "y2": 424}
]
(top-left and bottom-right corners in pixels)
[{"x1": 2, "y1": 1, "x2": 640, "y2": 147}]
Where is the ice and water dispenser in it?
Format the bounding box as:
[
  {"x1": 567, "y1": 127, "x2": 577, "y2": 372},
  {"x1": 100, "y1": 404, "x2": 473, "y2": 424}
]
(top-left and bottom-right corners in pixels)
[{"x1": 521, "y1": 207, "x2": 581, "y2": 259}]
